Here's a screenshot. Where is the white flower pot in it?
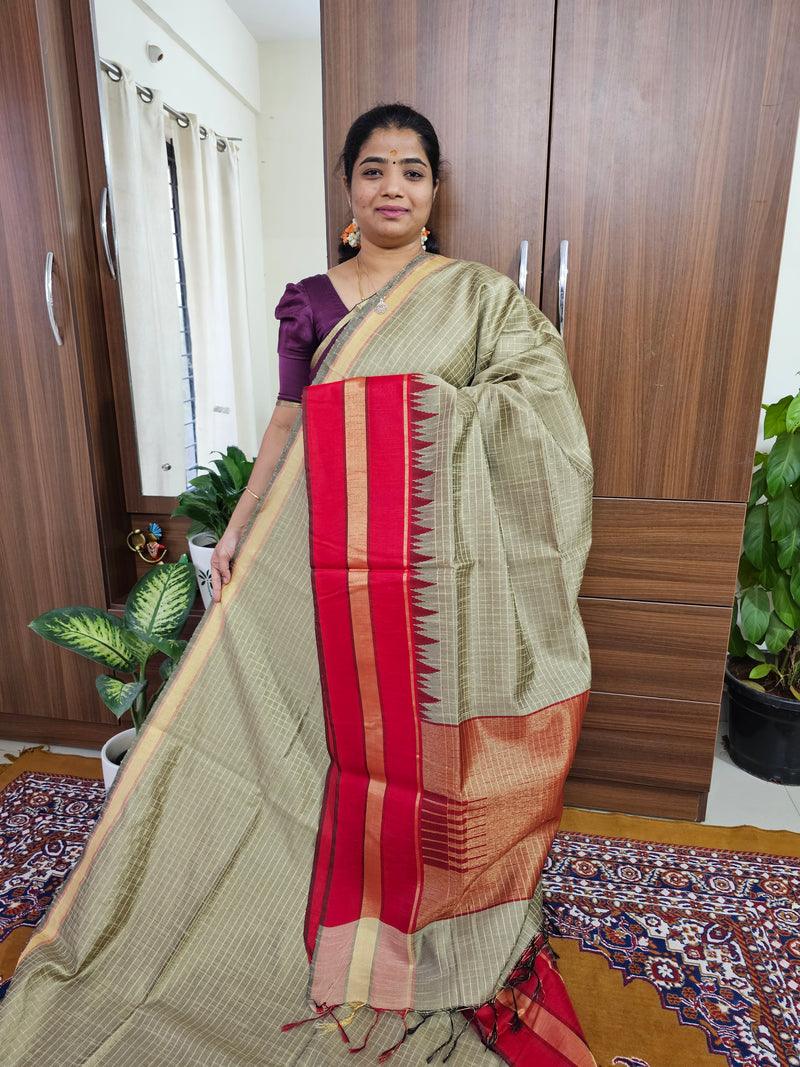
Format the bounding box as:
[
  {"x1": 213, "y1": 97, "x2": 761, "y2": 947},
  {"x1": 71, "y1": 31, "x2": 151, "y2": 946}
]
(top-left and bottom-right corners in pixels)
[
  {"x1": 187, "y1": 531, "x2": 217, "y2": 608},
  {"x1": 100, "y1": 727, "x2": 136, "y2": 793}
]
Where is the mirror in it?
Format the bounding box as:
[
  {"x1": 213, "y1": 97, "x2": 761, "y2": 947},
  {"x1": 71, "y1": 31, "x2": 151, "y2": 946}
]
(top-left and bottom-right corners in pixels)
[{"x1": 92, "y1": 0, "x2": 327, "y2": 503}]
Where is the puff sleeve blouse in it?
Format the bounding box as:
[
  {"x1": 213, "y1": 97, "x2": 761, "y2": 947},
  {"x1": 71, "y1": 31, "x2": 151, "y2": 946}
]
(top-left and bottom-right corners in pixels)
[{"x1": 274, "y1": 274, "x2": 348, "y2": 404}]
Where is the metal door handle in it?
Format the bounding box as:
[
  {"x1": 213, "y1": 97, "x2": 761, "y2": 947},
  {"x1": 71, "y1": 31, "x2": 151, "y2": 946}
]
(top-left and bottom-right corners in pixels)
[
  {"x1": 100, "y1": 186, "x2": 116, "y2": 279},
  {"x1": 518, "y1": 240, "x2": 528, "y2": 293},
  {"x1": 44, "y1": 252, "x2": 64, "y2": 346},
  {"x1": 558, "y1": 239, "x2": 568, "y2": 335}
]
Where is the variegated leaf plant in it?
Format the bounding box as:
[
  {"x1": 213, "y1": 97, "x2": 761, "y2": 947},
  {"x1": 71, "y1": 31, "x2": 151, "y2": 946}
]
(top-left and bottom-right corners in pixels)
[{"x1": 30, "y1": 555, "x2": 196, "y2": 731}]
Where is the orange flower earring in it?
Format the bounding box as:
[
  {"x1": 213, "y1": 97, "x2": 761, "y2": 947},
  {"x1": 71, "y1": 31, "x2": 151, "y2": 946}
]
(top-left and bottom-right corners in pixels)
[{"x1": 341, "y1": 219, "x2": 361, "y2": 248}]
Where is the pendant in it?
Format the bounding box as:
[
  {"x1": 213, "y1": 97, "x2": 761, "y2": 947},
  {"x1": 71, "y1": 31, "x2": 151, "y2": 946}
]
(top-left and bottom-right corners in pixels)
[{"x1": 374, "y1": 297, "x2": 388, "y2": 314}]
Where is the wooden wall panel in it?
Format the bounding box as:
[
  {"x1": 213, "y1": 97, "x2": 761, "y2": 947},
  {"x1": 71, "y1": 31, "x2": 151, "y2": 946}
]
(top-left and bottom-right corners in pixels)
[
  {"x1": 579, "y1": 598, "x2": 731, "y2": 703},
  {"x1": 543, "y1": 0, "x2": 800, "y2": 501},
  {"x1": 320, "y1": 0, "x2": 554, "y2": 295},
  {"x1": 582, "y1": 498, "x2": 745, "y2": 605}
]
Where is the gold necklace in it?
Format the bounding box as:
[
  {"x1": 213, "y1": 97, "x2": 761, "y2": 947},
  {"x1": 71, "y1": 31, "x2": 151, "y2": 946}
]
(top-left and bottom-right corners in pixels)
[{"x1": 355, "y1": 255, "x2": 388, "y2": 314}]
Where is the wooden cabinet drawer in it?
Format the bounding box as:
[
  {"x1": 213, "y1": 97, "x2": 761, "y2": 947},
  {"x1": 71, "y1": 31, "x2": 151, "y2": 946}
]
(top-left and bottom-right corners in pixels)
[
  {"x1": 579, "y1": 597, "x2": 730, "y2": 703},
  {"x1": 569, "y1": 691, "x2": 719, "y2": 793},
  {"x1": 581, "y1": 499, "x2": 745, "y2": 605}
]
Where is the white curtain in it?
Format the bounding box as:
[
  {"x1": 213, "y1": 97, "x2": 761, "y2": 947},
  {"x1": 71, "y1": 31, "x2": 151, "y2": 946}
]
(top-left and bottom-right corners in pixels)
[
  {"x1": 101, "y1": 69, "x2": 258, "y2": 495},
  {"x1": 171, "y1": 118, "x2": 257, "y2": 468},
  {"x1": 102, "y1": 67, "x2": 184, "y2": 497}
]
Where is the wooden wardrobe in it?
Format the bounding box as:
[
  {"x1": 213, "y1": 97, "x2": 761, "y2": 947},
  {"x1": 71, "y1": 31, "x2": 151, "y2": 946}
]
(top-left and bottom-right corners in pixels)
[
  {"x1": 0, "y1": 0, "x2": 134, "y2": 747},
  {"x1": 320, "y1": 0, "x2": 800, "y2": 818}
]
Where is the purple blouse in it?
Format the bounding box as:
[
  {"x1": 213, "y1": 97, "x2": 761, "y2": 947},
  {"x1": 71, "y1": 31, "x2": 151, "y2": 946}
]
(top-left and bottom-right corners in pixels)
[{"x1": 275, "y1": 274, "x2": 348, "y2": 403}]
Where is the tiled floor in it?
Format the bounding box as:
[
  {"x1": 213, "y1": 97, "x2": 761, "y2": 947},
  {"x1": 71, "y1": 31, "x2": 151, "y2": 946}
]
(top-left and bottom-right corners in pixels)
[
  {"x1": 704, "y1": 704, "x2": 800, "y2": 832},
  {"x1": 3, "y1": 720, "x2": 800, "y2": 833}
]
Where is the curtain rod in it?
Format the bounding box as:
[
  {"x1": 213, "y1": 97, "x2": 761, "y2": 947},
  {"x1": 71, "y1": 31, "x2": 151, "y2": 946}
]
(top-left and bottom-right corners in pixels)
[{"x1": 99, "y1": 58, "x2": 241, "y2": 152}]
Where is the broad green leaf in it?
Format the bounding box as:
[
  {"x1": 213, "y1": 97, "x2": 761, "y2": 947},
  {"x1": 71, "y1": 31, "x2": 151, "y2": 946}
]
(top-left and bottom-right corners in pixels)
[
  {"x1": 758, "y1": 541, "x2": 782, "y2": 588},
  {"x1": 766, "y1": 433, "x2": 800, "y2": 495},
  {"x1": 30, "y1": 608, "x2": 138, "y2": 671},
  {"x1": 787, "y1": 394, "x2": 800, "y2": 433},
  {"x1": 749, "y1": 662, "x2": 775, "y2": 679},
  {"x1": 768, "y1": 488, "x2": 800, "y2": 541},
  {"x1": 219, "y1": 447, "x2": 253, "y2": 489},
  {"x1": 124, "y1": 557, "x2": 196, "y2": 644},
  {"x1": 119, "y1": 628, "x2": 154, "y2": 664},
  {"x1": 747, "y1": 465, "x2": 768, "y2": 506},
  {"x1": 186, "y1": 473, "x2": 216, "y2": 498},
  {"x1": 739, "y1": 585, "x2": 770, "y2": 643},
  {"x1": 773, "y1": 573, "x2": 800, "y2": 630},
  {"x1": 728, "y1": 611, "x2": 747, "y2": 657},
  {"x1": 737, "y1": 555, "x2": 761, "y2": 589},
  {"x1": 742, "y1": 679, "x2": 766, "y2": 692},
  {"x1": 742, "y1": 504, "x2": 770, "y2": 569},
  {"x1": 790, "y1": 566, "x2": 800, "y2": 605},
  {"x1": 791, "y1": 685, "x2": 800, "y2": 700},
  {"x1": 764, "y1": 611, "x2": 794, "y2": 654},
  {"x1": 744, "y1": 642, "x2": 766, "y2": 662},
  {"x1": 777, "y1": 527, "x2": 800, "y2": 570},
  {"x1": 763, "y1": 395, "x2": 792, "y2": 439},
  {"x1": 96, "y1": 675, "x2": 146, "y2": 717},
  {"x1": 150, "y1": 636, "x2": 188, "y2": 662},
  {"x1": 206, "y1": 455, "x2": 235, "y2": 494}
]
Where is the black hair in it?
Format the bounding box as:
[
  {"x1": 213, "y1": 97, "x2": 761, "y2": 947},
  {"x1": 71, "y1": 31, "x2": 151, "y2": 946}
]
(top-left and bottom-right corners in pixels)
[{"x1": 336, "y1": 103, "x2": 442, "y2": 262}]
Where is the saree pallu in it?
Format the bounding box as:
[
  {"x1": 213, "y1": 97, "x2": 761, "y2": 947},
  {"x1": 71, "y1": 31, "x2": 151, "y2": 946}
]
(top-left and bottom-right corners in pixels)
[{"x1": 0, "y1": 255, "x2": 594, "y2": 1065}]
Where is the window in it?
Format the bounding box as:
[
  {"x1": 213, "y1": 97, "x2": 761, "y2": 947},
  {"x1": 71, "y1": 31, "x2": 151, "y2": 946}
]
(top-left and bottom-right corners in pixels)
[{"x1": 166, "y1": 140, "x2": 197, "y2": 486}]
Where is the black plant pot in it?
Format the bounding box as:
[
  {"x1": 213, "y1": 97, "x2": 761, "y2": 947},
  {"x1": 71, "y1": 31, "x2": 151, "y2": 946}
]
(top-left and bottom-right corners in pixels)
[{"x1": 725, "y1": 667, "x2": 800, "y2": 785}]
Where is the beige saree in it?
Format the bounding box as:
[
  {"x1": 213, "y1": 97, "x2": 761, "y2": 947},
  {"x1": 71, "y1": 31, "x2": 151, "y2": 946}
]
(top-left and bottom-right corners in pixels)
[{"x1": 0, "y1": 255, "x2": 594, "y2": 1065}]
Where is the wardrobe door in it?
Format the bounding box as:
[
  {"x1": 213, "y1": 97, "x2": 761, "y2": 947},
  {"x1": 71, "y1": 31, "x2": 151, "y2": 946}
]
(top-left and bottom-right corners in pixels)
[
  {"x1": 543, "y1": 0, "x2": 799, "y2": 502},
  {"x1": 320, "y1": 0, "x2": 555, "y2": 297},
  {"x1": 543, "y1": 0, "x2": 799, "y2": 818},
  {"x1": 0, "y1": 0, "x2": 122, "y2": 745}
]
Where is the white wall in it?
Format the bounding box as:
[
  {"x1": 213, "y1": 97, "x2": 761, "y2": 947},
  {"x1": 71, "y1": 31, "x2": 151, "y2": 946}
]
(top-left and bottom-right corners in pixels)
[
  {"x1": 760, "y1": 130, "x2": 800, "y2": 440},
  {"x1": 93, "y1": 0, "x2": 271, "y2": 434},
  {"x1": 257, "y1": 39, "x2": 327, "y2": 382}
]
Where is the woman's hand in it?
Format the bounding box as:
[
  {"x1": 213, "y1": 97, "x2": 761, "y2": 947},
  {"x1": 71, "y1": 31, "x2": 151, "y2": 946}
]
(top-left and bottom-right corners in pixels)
[
  {"x1": 207, "y1": 403, "x2": 299, "y2": 604},
  {"x1": 210, "y1": 524, "x2": 244, "y2": 603}
]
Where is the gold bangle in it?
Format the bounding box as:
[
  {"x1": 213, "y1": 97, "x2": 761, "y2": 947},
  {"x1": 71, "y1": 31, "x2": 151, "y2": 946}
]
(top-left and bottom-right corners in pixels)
[{"x1": 243, "y1": 486, "x2": 260, "y2": 501}]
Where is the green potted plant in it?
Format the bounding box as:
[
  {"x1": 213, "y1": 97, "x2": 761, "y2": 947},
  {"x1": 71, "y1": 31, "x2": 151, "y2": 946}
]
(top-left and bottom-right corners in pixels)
[
  {"x1": 727, "y1": 385, "x2": 800, "y2": 784},
  {"x1": 171, "y1": 446, "x2": 255, "y2": 606},
  {"x1": 30, "y1": 556, "x2": 196, "y2": 790}
]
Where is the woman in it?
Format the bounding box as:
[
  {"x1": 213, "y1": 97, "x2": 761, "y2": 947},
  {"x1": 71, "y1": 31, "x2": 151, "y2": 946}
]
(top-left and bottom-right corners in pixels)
[{"x1": 0, "y1": 106, "x2": 595, "y2": 1065}]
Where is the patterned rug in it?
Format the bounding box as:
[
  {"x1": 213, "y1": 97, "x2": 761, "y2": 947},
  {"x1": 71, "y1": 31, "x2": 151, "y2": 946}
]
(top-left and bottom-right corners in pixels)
[
  {"x1": 549, "y1": 808, "x2": 800, "y2": 1067},
  {"x1": 0, "y1": 752, "x2": 797, "y2": 1067},
  {"x1": 0, "y1": 747, "x2": 104, "y2": 999}
]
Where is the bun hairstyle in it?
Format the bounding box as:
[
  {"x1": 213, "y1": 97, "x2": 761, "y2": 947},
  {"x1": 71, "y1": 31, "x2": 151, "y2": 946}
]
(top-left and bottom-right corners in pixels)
[{"x1": 337, "y1": 103, "x2": 442, "y2": 263}]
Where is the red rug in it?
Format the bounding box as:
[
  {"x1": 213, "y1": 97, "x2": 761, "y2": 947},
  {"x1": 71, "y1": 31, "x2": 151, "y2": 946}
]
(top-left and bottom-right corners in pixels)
[{"x1": 0, "y1": 747, "x2": 104, "y2": 998}]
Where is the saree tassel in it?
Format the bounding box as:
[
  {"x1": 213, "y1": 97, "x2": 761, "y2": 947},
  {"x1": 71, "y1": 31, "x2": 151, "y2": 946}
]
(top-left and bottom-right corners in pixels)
[
  {"x1": 424, "y1": 1010, "x2": 455, "y2": 1063},
  {"x1": 377, "y1": 1020, "x2": 409, "y2": 1063},
  {"x1": 509, "y1": 985, "x2": 523, "y2": 1033},
  {"x1": 348, "y1": 1008, "x2": 380, "y2": 1053},
  {"x1": 377, "y1": 1011, "x2": 432, "y2": 1062},
  {"x1": 281, "y1": 1004, "x2": 350, "y2": 1043},
  {"x1": 485, "y1": 1001, "x2": 500, "y2": 1048},
  {"x1": 441, "y1": 1015, "x2": 474, "y2": 1063}
]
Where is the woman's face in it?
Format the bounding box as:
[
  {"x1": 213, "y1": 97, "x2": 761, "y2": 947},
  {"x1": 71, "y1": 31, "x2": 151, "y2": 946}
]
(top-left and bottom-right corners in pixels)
[{"x1": 346, "y1": 126, "x2": 438, "y2": 252}]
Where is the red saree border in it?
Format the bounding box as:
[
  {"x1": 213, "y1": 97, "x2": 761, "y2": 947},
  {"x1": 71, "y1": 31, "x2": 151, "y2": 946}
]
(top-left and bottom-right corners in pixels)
[{"x1": 304, "y1": 374, "x2": 434, "y2": 1007}]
